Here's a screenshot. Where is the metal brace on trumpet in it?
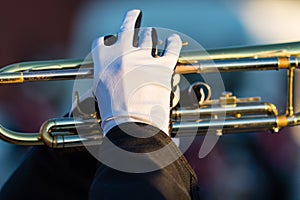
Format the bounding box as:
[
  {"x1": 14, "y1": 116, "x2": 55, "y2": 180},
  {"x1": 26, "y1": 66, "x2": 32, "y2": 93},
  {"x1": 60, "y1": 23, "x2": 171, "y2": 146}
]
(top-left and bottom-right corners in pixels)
[{"x1": 1, "y1": 4, "x2": 300, "y2": 200}]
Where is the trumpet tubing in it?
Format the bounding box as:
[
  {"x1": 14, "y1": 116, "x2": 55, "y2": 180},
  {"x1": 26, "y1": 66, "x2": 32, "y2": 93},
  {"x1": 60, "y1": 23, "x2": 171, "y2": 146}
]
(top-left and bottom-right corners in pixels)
[{"x1": 1, "y1": 41, "x2": 300, "y2": 148}]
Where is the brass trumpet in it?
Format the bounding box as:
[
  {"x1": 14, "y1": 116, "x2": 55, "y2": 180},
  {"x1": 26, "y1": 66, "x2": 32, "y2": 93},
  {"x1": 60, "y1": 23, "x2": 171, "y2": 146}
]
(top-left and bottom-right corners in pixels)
[{"x1": 1, "y1": 41, "x2": 300, "y2": 148}]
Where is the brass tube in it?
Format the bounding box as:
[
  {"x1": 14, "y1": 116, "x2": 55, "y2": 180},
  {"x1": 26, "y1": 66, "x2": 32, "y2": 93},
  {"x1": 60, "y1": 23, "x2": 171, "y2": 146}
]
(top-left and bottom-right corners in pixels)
[
  {"x1": 172, "y1": 102, "x2": 278, "y2": 120},
  {"x1": 0, "y1": 124, "x2": 42, "y2": 146},
  {"x1": 179, "y1": 41, "x2": 300, "y2": 62},
  {"x1": 39, "y1": 118, "x2": 102, "y2": 148},
  {"x1": 172, "y1": 116, "x2": 278, "y2": 136},
  {"x1": 1, "y1": 41, "x2": 300, "y2": 147},
  {"x1": 2, "y1": 41, "x2": 300, "y2": 74},
  {"x1": 1, "y1": 57, "x2": 299, "y2": 84}
]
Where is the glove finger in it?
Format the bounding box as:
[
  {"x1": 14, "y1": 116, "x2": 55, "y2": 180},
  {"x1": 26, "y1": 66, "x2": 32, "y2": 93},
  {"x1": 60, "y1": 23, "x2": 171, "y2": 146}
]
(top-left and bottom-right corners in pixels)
[
  {"x1": 161, "y1": 34, "x2": 182, "y2": 70},
  {"x1": 163, "y1": 34, "x2": 182, "y2": 59},
  {"x1": 119, "y1": 9, "x2": 142, "y2": 47},
  {"x1": 91, "y1": 35, "x2": 105, "y2": 50},
  {"x1": 139, "y1": 27, "x2": 160, "y2": 58},
  {"x1": 139, "y1": 28, "x2": 153, "y2": 50}
]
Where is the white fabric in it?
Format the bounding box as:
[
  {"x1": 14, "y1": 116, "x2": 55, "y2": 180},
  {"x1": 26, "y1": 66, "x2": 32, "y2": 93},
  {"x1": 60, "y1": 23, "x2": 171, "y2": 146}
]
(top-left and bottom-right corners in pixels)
[{"x1": 91, "y1": 9, "x2": 182, "y2": 135}]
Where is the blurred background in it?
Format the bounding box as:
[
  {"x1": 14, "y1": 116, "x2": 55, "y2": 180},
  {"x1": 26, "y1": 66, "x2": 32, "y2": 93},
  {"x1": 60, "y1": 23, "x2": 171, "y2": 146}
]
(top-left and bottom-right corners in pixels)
[{"x1": 1, "y1": 0, "x2": 300, "y2": 199}]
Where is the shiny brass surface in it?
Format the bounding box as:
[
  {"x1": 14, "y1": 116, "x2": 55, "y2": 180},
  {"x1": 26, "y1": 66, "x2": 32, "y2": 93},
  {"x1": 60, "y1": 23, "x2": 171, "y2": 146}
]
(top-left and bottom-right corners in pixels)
[
  {"x1": 0, "y1": 124, "x2": 43, "y2": 146},
  {"x1": 1, "y1": 41, "x2": 300, "y2": 83},
  {"x1": 1, "y1": 41, "x2": 300, "y2": 147}
]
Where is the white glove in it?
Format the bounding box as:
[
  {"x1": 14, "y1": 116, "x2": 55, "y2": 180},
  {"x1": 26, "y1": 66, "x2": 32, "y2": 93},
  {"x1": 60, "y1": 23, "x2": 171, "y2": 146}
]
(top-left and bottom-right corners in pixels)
[{"x1": 92, "y1": 9, "x2": 182, "y2": 135}]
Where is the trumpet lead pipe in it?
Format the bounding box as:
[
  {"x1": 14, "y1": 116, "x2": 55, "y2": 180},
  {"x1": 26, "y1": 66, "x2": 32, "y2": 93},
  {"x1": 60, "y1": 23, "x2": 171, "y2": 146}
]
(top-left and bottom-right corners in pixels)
[
  {"x1": 176, "y1": 56, "x2": 299, "y2": 74},
  {"x1": 0, "y1": 68, "x2": 93, "y2": 84},
  {"x1": 2, "y1": 40, "x2": 300, "y2": 74},
  {"x1": 0, "y1": 57, "x2": 299, "y2": 84}
]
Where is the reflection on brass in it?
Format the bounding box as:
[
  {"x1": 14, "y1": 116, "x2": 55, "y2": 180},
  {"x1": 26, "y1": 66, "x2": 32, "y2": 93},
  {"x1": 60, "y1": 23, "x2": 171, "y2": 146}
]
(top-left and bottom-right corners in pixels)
[{"x1": 0, "y1": 41, "x2": 300, "y2": 147}]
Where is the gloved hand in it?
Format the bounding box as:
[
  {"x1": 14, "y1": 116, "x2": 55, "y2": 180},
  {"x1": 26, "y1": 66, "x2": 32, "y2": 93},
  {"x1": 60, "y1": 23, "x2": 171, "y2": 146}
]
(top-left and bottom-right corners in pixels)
[{"x1": 92, "y1": 9, "x2": 182, "y2": 135}]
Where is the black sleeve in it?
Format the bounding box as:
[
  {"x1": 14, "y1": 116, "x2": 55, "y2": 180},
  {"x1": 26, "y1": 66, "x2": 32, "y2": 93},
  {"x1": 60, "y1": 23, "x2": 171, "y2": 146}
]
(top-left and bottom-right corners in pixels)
[
  {"x1": 89, "y1": 122, "x2": 200, "y2": 200},
  {"x1": 0, "y1": 146, "x2": 97, "y2": 200},
  {"x1": 0, "y1": 122, "x2": 200, "y2": 200}
]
